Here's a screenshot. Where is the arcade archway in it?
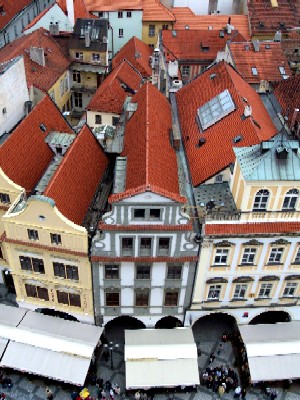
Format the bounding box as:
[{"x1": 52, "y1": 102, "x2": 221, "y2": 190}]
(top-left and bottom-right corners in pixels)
[
  {"x1": 103, "y1": 315, "x2": 146, "y2": 343},
  {"x1": 35, "y1": 308, "x2": 78, "y2": 322},
  {"x1": 192, "y1": 312, "x2": 237, "y2": 342},
  {"x1": 155, "y1": 315, "x2": 183, "y2": 329},
  {"x1": 249, "y1": 310, "x2": 291, "y2": 325}
]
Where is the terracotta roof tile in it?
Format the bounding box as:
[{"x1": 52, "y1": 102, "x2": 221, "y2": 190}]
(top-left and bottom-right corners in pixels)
[
  {"x1": 162, "y1": 29, "x2": 246, "y2": 62},
  {"x1": 274, "y1": 74, "x2": 300, "y2": 128},
  {"x1": 44, "y1": 125, "x2": 109, "y2": 226},
  {"x1": 175, "y1": 61, "x2": 277, "y2": 186},
  {"x1": 56, "y1": 0, "x2": 94, "y2": 19},
  {"x1": 109, "y1": 83, "x2": 185, "y2": 203},
  {"x1": 0, "y1": 28, "x2": 71, "y2": 92},
  {"x1": 91, "y1": 256, "x2": 198, "y2": 262},
  {"x1": 0, "y1": 0, "x2": 33, "y2": 30},
  {"x1": 0, "y1": 95, "x2": 73, "y2": 193},
  {"x1": 172, "y1": 9, "x2": 250, "y2": 40},
  {"x1": 112, "y1": 36, "x2": 153, "y2": 77},
  {"x1": 248, "y1": 0, "x2": 300, "y2": 35},
  {"x1": 205, "y1": 221, "x2": 300, "y2": 236},
  {"x1": 228, "y1": 41, "x2": 291, "y2": 84},
  {"x1": 85, "y1": 0, "x2": 143, "y2": 12},
  {"x1": 142, "y1": 0, "x2": 175, "y2": 22},
  {"x1": 87, "y1": 60, "x2": 143, "y2": 113}
]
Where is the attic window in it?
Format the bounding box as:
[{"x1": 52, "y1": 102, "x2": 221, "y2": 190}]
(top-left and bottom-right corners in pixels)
[
  {"x1": 244, "y1": 45, "x2": 250, "y2": 50},
  {"x1": 259, "y1": 21, "x2": 265, "y2": 27},
  {"x1": 185, "y1": 25, "x2": 189, "y2": 30},
  {"x1": 201, "y1": 42, "x2": 210, "y2": 52},
  {"x1": 40, "y1": 123, "x2": 47, "y2": 132},
  {"x1": 251, "y1": 67, "x2": 258, "y2": 76},
  {"x1": 197, "y1": 89, "x2": 235, "y2": 131},
  {"x1": 265, "y1": 44, "x2": 271, "y2": 49}
]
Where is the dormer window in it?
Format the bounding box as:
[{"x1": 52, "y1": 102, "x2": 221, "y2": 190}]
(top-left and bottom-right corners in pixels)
[
  {"x1": 201, "y1": 42, "x2": 210, "y2": 52},
  {"x1": 251, "y1": 67, "x2": 258, "y2": 76}
]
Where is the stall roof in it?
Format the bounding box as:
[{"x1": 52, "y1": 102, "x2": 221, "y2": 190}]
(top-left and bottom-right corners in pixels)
[
  {"x1": 239, "y1": 322, "x2": 300, "y2": 382},
  {"x1": 0, "y1": 305, "x2": 103, "y2": 386},
  {"x1": 125, "y1": 328, "x2": 199, "y2": 389}
]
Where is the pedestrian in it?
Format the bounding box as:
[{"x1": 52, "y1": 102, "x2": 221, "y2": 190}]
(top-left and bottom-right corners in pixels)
[
  {"x1": 109, "y1": 388, "x2": 114, "y2": 400},
  {"x1": 197, "y1": 346, "x2": 202, "y2": 357},
  {"x1": 217, "y1": 343, "x2": 223, "y2": 356},
  {"x1": 135, "y1": 391, "x2": 141, "y2": 400},
  {"x1": 218, "y1": 385, "x2": 225, "y2": 398},
  {"x1": 0, "y1": 394, "x2": 5, "y2": 400},
  {"x1": 209, "y1": 352, "x2": 215, "y2": 364},
  {"x1": 264, "y1": 387, "x2": 271, "y2": 397},
  {"x1": 46, "y1": 387, "x2": 54, "y2": 400},
  {"x1": 241, "y1": 388, "x2": 246, "y2": 399},
  {"x1": 234, "y1": 386, "x2": 241, "y2": 398},
  {"x1": 101, "y1": 389, "x2": 106, "y2": 400},
  {"x1": 270, "y1": 391, "x2": 277, "y2": 400},
  {"x1": 104, "y1": 351, "x2": 110, "y2": 363}
]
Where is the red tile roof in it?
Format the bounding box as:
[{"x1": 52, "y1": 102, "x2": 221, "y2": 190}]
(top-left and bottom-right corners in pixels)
[
  {"x1": 248, "y1": 0, "x2": 300, "y2": 35},
  {"x1": 274, "y1": 74, "x2": 300, "y2": 128},
  {"x1": 87, "y1": 60, "x2": 143, "y2": 113},
  {"x1": 175, "y1": 61, "x2": 277, "y2": 186},
  {"x1": 0, "y1": 95, "x2": 73, "y2": 193},
  {"x1": 142, "y1": 0, "x2": 175, "y2": 22},
  {"x1": 205, "y1": 221, "x2": 300, "y2": 236},
  {"x1": 112, "y1": 36, "x2": 153, "y2": 77},
  {"x1": 228, "y1": 41, "x2": 291, "y2": 84},
  {"x1": 0, "y1": 0, "x2": 33, "y2": 30},
  {"x1": 172, "y1": 9, "x2": 251, "y2": 41},
  {"x1": 109, "y1": 83, "x2": 185, "y2": 204},
  {"x1": 0, "y1": 28, "x2": 71, "y2": 92},
  {"x1": 162, "y1": 29, "x2": 246, "y2": 62},
  {"x1": 44, "y1": 125, "x2": 109, "y2": 225},
  {"x1": 85, "y1": 0, "x2": 143, "y2": 12},
  {"x1": 56, "y1": 0, "x2": 94, "y2": 20}
]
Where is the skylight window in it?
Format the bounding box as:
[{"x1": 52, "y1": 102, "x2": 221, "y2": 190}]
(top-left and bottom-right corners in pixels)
[
  {"x1": 279, "y1": 66, "x2": 286, "y2": 75},
  {"x1": 197, "y1": 89, "x2": 235, "y2": 131},
  {"x1": 251, "y1": 67, "x2": 258, "y2": 76}
]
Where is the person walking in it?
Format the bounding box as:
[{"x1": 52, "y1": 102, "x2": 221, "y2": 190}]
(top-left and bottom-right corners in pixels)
[
  {"x1": 45, "y1": 387, "x2": 54, "y2": 400},
  {"x1": 241, "y1": 388, "x2": 246, "y2": 399},
  {"x1": 270, "y1": 391, "x2": 277, "y2": 400},
  {"x1": 109, "y1": 388, "x2": 115, "y2": 400},
  {"x1": 135, "y1": 391, "x2": 141, "y2": 400},
  {"x1": 218, "y1": 385, "x2": 225, "y2": 398},
  {"x1": 234, "y1": 386, "x2": 241, "y2": 398}
]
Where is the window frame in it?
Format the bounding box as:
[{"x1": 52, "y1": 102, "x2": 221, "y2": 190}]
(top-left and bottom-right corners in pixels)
[
  {"x1": 268, "y1": 247, "x2": 284, "y2": 264},
  {"x1": 74, "y1": 92, "x2": 83, "y2": 108},
  {"x1": 136, "y1": 264, "x2": 151, "y2": 280},
  {"x1": 167, "y1": 264, "x2": 182, "y2": 280},
  {"x1": 75, "y1": 52, "x2": 83, "y2": 61},
  {"x1": 126, "y1": 11, "x2": 132, "y2": 17},
  {"x1": 105, "y1": 264, "x2": 119, "y2": 279},
  {"x1": 118, "y1": 28, "x2": 124, "y2": 38},
  {"x1": 25, "y1": 284, "x2": 49, "y2": 301},
  {"x1": 50, "y1": 233, "x2": 62, "y2": 245},
  {"x1": 213, "y1": 248, "x2": 229, "y2": 266},
  {"x1": 0, "y1": 193, "x2": 10, "y2": 204},
  {"x1": 253, "y1": 189, "x2": 269, "y2": 211},
  {"x1": 208, "y1": 284, "x2": 221, "y2": 300},
  {"x1": 233, "y1": 284, "x2": 247, "y2": 299},
  {"x1": 283, "y1": 282, "x2": 297, "y2": 297},
  {"x1": 282, "y1": 189, "x2": 299, "y2": 211},
  {"x1": 27, "y1": 229, "x2": 39, "y2": 241},
  {"x1": 106, "y1": 292, "x2": 120, "y2": 307},
  {"x1": 95, "y1": 114, "x2": 102, "y2": 124},
  {"x1": 73, "y1": 71, "x2": 81, "y2": 83},
  {"x1": 158, "y1": 237, "x2": 170, "y2": 256},
  {"x1": 258, "y1": 283, "x2": 273, "y2": 298},
  {"x1": 182, "y1": 65, "x2": 190, "y2": 76},
  {"x1": 53, "y1": 262, "x2": 79, "y2": 281},
  {"x1": 140, "y1": 237, "x2": 152, "y2": 256},
  {"x1": 121, "y1": 237, "x2": 134, "y2": 256},
  {"x1": 148, "y1": 24, "x2": 155, "y2": 37},
  {"x1": 92, "y1": 53, "x2": 100, "y2": 62},
  {"x1": 294, "y1": 247, "x2": 300, "y2": 264},
  {"x1": 164, "y1": 291, "x2": 178, "y2": 307},
  {"x1": 135, "y1": 291, "x2": 149, "y2": 307},
  {"x1": 118, "y1": 11, "x2": 123, "y2": 18},
  {"x1": 241, "y1": 248, "x2": 257, "y2": 265}
]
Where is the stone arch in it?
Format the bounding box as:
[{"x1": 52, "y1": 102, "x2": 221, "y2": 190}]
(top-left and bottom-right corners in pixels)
[
  {"x1": 249, "y1": 310, "x2": 291, "y2": 325},
  {"x1": 35, "y1": 308, "x2": 78, "y2": 322},
  {"x1": 102, "y1": 315, "x2": 146, "y2": 344},
  {"x1": 192, "y1": 312, "x2": 237, "y2": 342},
  {"x1": 155, "y1": 315, "x2": 183, "y2": 329}
]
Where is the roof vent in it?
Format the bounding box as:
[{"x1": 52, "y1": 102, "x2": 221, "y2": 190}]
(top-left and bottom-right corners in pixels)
[
  {"x1": 210, "y1": 73, "x2": 217, "y2": 80},
  {"x1": 252, "y1": 39, "x2": 260, "y2": 52},
  {"x1": 197, "y1": 138, "x2": 206, "y2": 147},
  {"x1": 49, "y1": 21, "x2": 59, "y2": 35},
  {"x1": 259, "y1": 21, "x2": 265, "y2": 27},
  {"x1": 172, "y1": 30, "x2": 177, "y2": 37},
  {"x1": 232, "y1": 134, "x2": 243, "y2": 144},
  {"x1": 40, "y1": 123, "x2": 47, "y2": 132},
  {"x1": 244, "y1": 105, "x2": 252, "y2": 118},
  {"x1": 85, "y1": 30, "x2": 91, "y2": 47},
  {"x1": 185, "y1": 25, "x2": 189, "y2": 30},
  {"x1": 208, "y1": 25, "x2": 213, "y2": 30},
  {"x1": 276, "y1": 146, "x2": 288, "y2": 159},
  {"x1": 135, "y1": 51, "x2": 141, "y2": 59},
  {"x1": 274, "y1": 31, "x2": 282, "y2": 42},
  {"x1": 219, "y1": 30, "x2": 224, "y2": 38}
]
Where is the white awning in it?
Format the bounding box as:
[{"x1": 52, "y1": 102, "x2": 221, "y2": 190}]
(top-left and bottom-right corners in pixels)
[
  {"x1": 239, "y1": 322, "x2": 300, "y2": 382},
  {"x1": 0, "y1": 305, "x2": 103, "y2": 386},
  {"x1": 125, "y1": 328, "x2": 200, "y2": 389}
]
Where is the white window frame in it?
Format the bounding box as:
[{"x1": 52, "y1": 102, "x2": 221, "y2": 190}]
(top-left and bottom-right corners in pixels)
[
  {"x1": 251, "y1": 67, "x2": 258, "y2": 76},
  {"x1": 282, "y1": 189, "x2": 299, "y2": 210},
  {"x1": 283, "y1": 282, "x2": 297, "y2": 297},
  {"x1": 241, "y1": 248, "x2": 256, "y2": 265},
  {"x1": 213, "y1": 248, "x2": 229, "y2": 266},
  {"x1": 118, "y1": 28, "x2": 124, "y2": 38},
  {"x1": 268, "y1": 247, "x2": 284, "y2": 264},
  {"x1": 182, "y1": 65, "x2": 190, "y2": 76},
  {"x1": 208, "y1": 284, "x2": 221, "y2": 300},
  {"x1": 294, "y1": 247, "x2": 300, "y2": 263},
  {"x1": 258, "y1": 283, "x2": 273, "y2": 298},
  {"x1": 253, "y1": 189, "x2": 269, "y2": 211},
  {"x1": 233, "y1": 284, "x2": 247, "y2": 299}
]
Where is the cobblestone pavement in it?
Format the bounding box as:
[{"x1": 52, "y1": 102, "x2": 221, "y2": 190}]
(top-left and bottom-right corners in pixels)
[{"x1": 0, "y1": 284, "x2": 300, "y2": 400}]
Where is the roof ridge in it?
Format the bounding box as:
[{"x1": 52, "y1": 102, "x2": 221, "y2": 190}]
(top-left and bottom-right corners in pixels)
[{"x1": 145, "y1": 83, "x2": 150, "y2": 186}]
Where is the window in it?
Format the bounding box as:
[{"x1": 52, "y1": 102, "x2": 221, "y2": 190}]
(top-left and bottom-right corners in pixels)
[
  {"x1": 75, "y1": 52, "x2": 83, "y2": 61},
  {"x1": 282, "y1": 189, "x2": 298, "y2": 210},
  {"x1": 140, "y1": 238, "x2": 152, "y2": 256},
  {"x1": 279, "y1": 66, "x2": 286, "y2": 75},
  {"x1": 213, "y1": 248, "x2": 229, "y2": 265},
  {"x1": 92, "y1": 53, "x2": 100, "y2": 62},
  {"x1": 241, "y1": 248, "x2": 256, "y2": 265},
  {"x1": 233, "y1": 284, "x2": 247, "y2": 299},
  {"x1": 268, "y1": 247, "x2": 284, "y2": 264},
  {"x1": 253, "y1": 189, "x2": 269, "y2": 211},
  {"x1": 164, "y1": 291, "x2": 178, "y2": 306},
  {"x1": 136, "y1": 265, "x2": 150, "y2": 279},
  {"x1": 258, "y1": 283, "x2": 272, "y2": 298},
  {"x1": 148, "y1": 25, "x2": 155, "y2": 37},
  {"x1": 27, "y1": 12, "x2": 30, "y2": 24},
  {"x1": 127, "y1": 11, "x2": 132, "y2": 17},
  {"x1": 215, "y1": 174, "x2": 223, "y2": 183},
  {"x1": 283, "y1": 283, "x2": 297, "y2": 297},
  {"x1": 19, "y1": 256, "x2": 45, "y2": 274},
  {"x1": 149, "y1": 44, "x2": 154, "y2": 49},
  {"x1": 49, "y1": 90, "x2": 55, "y2": 102},
  {"x1": 50, "y1": 233, "x2": 61, "y2": 245},
  {"x1": 251, "y1": 67, "x2": 258, "y2": 76},
  {"x1": 60, "y1": 79, "x2": 64, "y2": 96},
  {"x1": 182, "y1": 65, "x2": 190, "y2": 76},
  {"x1": 134, "y1": 209, "x2": 145, "y2": 219},
  {"x1": 57, "y1": 291, "x2": 81, "y2": 307},
  {"x1": 118, "y1": 29, "x2": 124, "y2": 38},
  {"x1": 14, "y1": 25, "x2": 18, "y2": 39},
  {"x1": 21, "y1": 18, "x2": 24, "y2": 29},
  {"x1": 118, "y1": 11, "x2": 123, "y2": 18},
  {"x1": 27, "y1": 229, "x2": 39, "y2": 241},
  {"x1": 73, "y1": 71, "x2": 81, "y2": 83},
  {"x1": 294, "y1": 247, "x2": 300, "y2": 263},
  {"x1": 0, "y1": 193, "x2": 10, "y2": 204},
  {"x1": 208, "y1": 285, "x2": 221, "y2": 300},
  {"x1": 197, "y1": 89, "x2": 235, "y2": 131},
  {"x1": 25, "y1": 284, "x2": 49, "y2": 301},
  {"x1": 53, "y1": 262, "x2": 79, "y2": 280},
  {"x1": 95, "y1": 115, "x2": 102, "y2": 124},
  {"x1": 167, "y1": 264, "x2": 182, "y2": 280},
  {"x1": 105, "y1": 265, "x2": 119, "y2": 279},
  {"x1": 149, "y1": 209, "x2": 160, "y2": 220},
  {"x1": 122, "y1": 238, "x2": 133, "y2": 255},
  {"x1": 162, "y1": 24, "x2": 169, "y2": 30},
  {"x1": 106, "y1": 292, "x2": 119, "y2": 306},
  {"x1": 112, "y1": 116, "x2": 120, "y2": 126},
  {"x1": 64, "y1": 75, "x2": 68, "y2": 92},
  {"x1": 158, "y1": 238, "x2": 170, "y2": 255},
  {"x1": 74, "y1": 92, "x2": 82, "y2": 108},
  {"x1": 135, "y1": 291, "x2": 149, "y2": 307}
]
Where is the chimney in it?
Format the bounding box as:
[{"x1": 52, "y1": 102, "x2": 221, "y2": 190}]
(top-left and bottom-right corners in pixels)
[
  {"x1": 85, "y1": 30, "x2": 90, "y2": 47},
  {"x1": 30, "y1": 47, "x2": 46, "y2": 67},
  {"x1": 228, "y1": 17, "x2": 231, "y2": 25},
  {"x1": 49, "y1": 21, "x2": 59, "y2": 35},
  {"x1": 244, "y1": 105, "x2": 252, "y2": 117},
  {"x1": 274, "y1": 31, "x2": 282, "y2": 42},
  {"x1": 252, "y1": 39, "x2": 260, "y2": 52},
  {"x1": 66, "y1": 0, "x2": 75, "y2": 27},
  {"x1": 291, "y1": 108, "x2": 299, "y2": 129}
]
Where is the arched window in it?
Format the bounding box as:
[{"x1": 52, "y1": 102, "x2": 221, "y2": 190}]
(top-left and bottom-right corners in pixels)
[
  {"x1": 282, "y1": 189, "x2": 299, "y2": 210},
  {"x1": 253, "y1": 189, "x2": 269, "y2": 211}
]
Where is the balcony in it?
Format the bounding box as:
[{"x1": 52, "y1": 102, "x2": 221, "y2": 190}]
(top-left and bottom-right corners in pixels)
[{"x1": 71, "y1": 83, "x2": 97, "y2": 94}]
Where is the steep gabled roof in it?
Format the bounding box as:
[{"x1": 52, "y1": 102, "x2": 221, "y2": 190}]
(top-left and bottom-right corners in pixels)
[
  {"x1": 228, "y1": 41, "x2": 291, "y2": 84},
  {"x1": 44, "y1": 125, "x2": 109, "y2": 225},
  {"x1": 112, "y1": 36, "x2": 153, "y2": 77},
  {"x1": 85, "y1": 0, "x2": 143, "y2": 12},
  {"x1": 23, "y1": 4, "x2": 55, "y2": 31},
  {"x1": 109, "y1": 83, "x2": 185, "y2": 203},
  {"x1": 0, "y1": 0, "x2": 33, "y2": 30},
  {"x1": 248, "y1": 0, "x2": 300, "y2": 35},
  {"x1": 0, "y1": 28, "x2": 71, "y2": 92},
  {"x1": 0, "y1": 95, "x2": 73, "y2": 193},
  {"x1": 176, "y1": 61, "x2": 277, "y2": 186},
  {"x1": 274, "y1": 74, "x2": 300, "y2": 127},
  {"x1": 142, "y1": 0, "x2": 175, "y2": 22},
  {"x1": 172, "y1": 9, "x2": 250, "y2": 40},
  {"x1": 162, "y1": 29, "x2": 246, "y2": 62},
  {"x1": 87, "y1": 60, "x2": 143, "y2": 113}
]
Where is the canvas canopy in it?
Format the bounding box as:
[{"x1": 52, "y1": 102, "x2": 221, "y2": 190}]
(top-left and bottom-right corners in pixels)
[
  {"x1": 239, "y1": 322, "x2": 300, "y2": 382},
  {"x1": 125, "y1": 328, "x2": 200, "y2": 389},
  {"x1": 0, "y1": 304, "x2": 103, "y2": 385}
]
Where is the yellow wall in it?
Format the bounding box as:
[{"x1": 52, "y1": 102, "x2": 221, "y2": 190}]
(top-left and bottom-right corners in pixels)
[
  {"x1": 72, "y1": 70, "x2": 98, "y2": 91},
  {"x1": 48, "y1": 70, "x2": 72, "y2": 112},
  {"x1": 142, "y1": 23, "x2": 173, "y2": 46},
  {"x1": 69, "y1": 49, "x2": 107, "y2": 65},
  {"x1": 86, "y1": 111, "x2": 119, "y2": 129}
]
